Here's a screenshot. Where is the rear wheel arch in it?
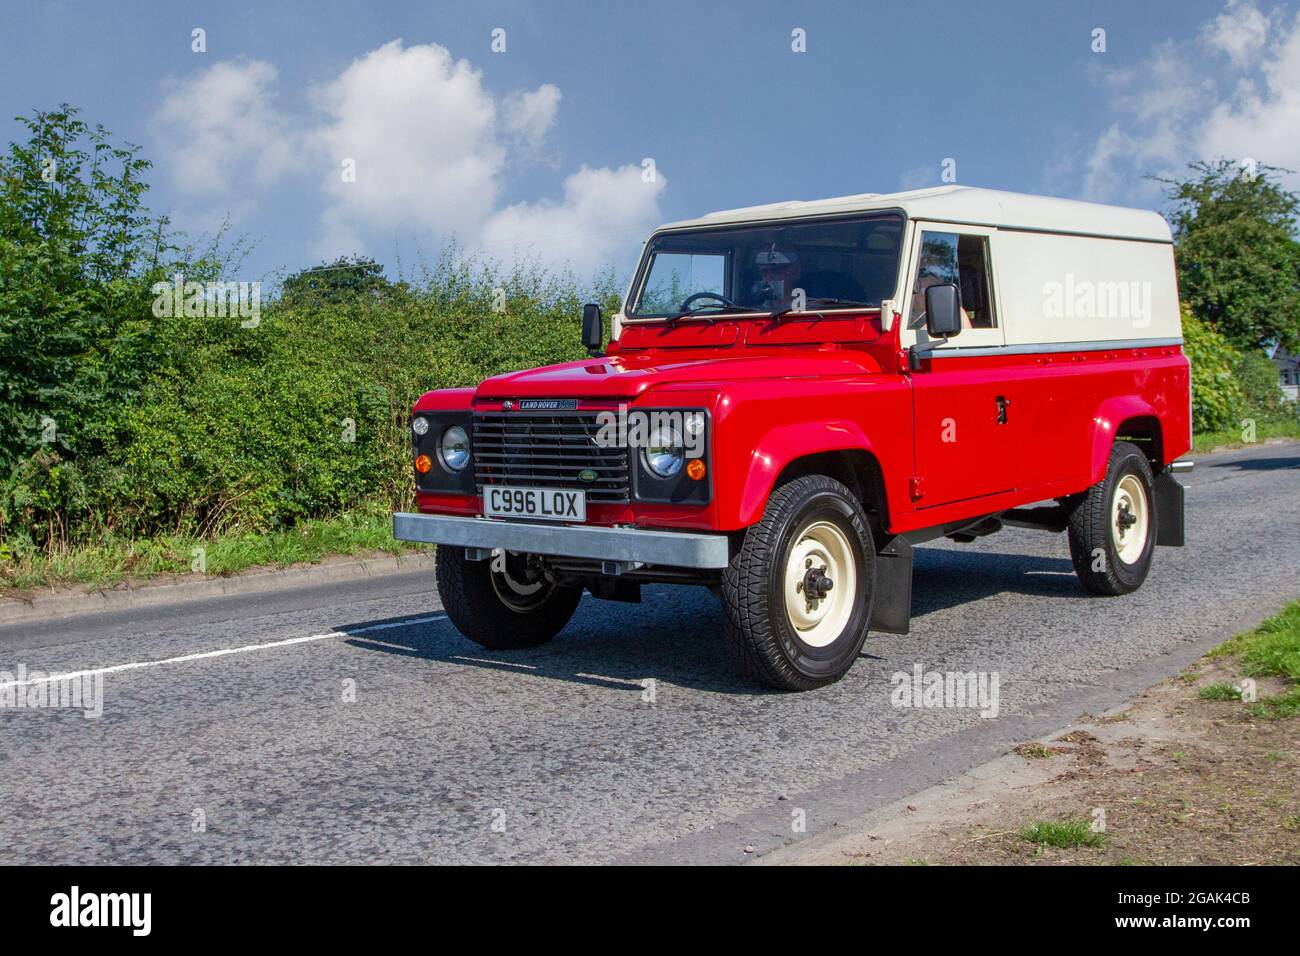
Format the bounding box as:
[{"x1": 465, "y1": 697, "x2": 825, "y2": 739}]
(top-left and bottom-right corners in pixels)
[
  {"x1": 1115, "y1": 415, "x2": 1164, "y2": 472},
  {"x1": 1088, "y1": 397, "x2": 1162, "y2": 484}
]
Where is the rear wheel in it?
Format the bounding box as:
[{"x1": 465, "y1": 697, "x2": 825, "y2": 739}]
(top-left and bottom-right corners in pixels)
[
  {"x1": 435, "y1": 546, "x2": 582, "y2": 649},
  {"x1": 721, "y1": 475, "x2": 875, "y2": 690},
  {"x1": 1067, "y1": 441, "x2": 1157, "y2": 595}
]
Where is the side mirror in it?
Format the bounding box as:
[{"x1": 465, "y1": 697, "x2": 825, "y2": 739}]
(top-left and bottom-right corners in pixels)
[
  {"x1": 581, "y1": 303, "x2": 603, "y2": 355},
  {"x1": 924, "y1": 283, "x2": 962, "y2": 338}
]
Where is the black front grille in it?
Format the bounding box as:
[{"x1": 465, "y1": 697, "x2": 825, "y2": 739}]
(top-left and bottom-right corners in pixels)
[{"x1": 472, "y1": 412, "x2": 630, "y2": 503}]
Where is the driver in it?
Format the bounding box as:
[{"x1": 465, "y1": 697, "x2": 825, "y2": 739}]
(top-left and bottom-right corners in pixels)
[
  {"x1": 911, "y1": 273, "x2": 973, "y2": 331},
  {"x1": 752, "y1": 243, "x2": 802, "y2": 310}
]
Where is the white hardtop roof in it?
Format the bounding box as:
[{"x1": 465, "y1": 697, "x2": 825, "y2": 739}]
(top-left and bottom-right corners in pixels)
[{"x1": 656, "y1": 185, "x2": 1172, "y2": 243}]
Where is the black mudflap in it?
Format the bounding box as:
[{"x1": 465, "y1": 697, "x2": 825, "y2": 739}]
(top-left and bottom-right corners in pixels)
[
  {"x1": 1154, "y1": 472, "x2": 1186, "y2": 547},
  {"x1": 870, "y1": 535, "x2": 913, "y2": 635}
]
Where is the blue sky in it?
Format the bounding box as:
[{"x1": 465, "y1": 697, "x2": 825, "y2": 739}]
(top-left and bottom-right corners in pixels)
[{"x1": 3, "y1": 0, "x2": 1296, "y2": 286}]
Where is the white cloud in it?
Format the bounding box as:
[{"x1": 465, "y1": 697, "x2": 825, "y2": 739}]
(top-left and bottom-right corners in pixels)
[
  {"x1": 152, "y1": 41, "x2": 663, "y2": 276},
  {"x1": 478, "y1": 164, "x2": 667, "y2": 276},
  {"x1": 1203, "y1": 0, "x2": 1272, "y2": 66},
  {"x1": 154, "y1": 60, "x2": 294, "y2": 194},
  {"x1": 1199, "y1": 14, "x2": 1300, "y2": 174},
  {"x1": 1081, "y1": 124, "x2": 1135, "y2": 201},
  {"x1": 1081, "y1": 1, "x2": 1300, "y2": 202},
  {"x1": 502, "y1": 84, "x2": 561, "y2": 149},
  {"x1": 896, "y1": 163, "x2": 935, "y2": 191},
  {"x1": 309, "y1": 40, "x2": 504, "y2": 243}
]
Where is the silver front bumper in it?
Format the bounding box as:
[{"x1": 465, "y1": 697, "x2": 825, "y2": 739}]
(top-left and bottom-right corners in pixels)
[{"x1": 392, "y1": 512, "x2": 731, "y2": 569}]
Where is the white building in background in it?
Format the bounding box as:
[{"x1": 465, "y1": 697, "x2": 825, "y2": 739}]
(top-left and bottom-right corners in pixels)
[{"x1": 1271, "y1": 344, "x2": 1300, "y2": 401}]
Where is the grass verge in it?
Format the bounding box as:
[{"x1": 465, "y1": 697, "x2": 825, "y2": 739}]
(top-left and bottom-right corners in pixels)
[
  {"x1": 1191, "y1": 417, "x2": 1300, "y2": 454},
  {"x1": 1019, "y1": 818, "x2": 1106, "y2": 849},
  {"x1": 0, "y1": 511, "x2": 427, "y2": 594},
  {"x1": 808, "y1": 600, "x2": 1300, "y2": 865},
  {"x1": 1209, "y1": 601, "x2": 1300, "y2": 679},
  {"x1": 1208, "y1": 600, "x2": 1300, "y2": 718}
]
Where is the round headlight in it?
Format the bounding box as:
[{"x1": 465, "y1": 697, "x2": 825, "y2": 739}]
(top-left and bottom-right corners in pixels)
[
  {"x1": 643, "y1": 427, "x2": 684, "y2": 478},
  {"x1": 411, "y1": 416, "x2": 430, "y2": 436},
  {"x1": 440, "y1": 425, "x2": 470, "y2": 471}
]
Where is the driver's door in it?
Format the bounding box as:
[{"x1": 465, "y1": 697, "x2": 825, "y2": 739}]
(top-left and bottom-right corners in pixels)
[{"x1": 902, "y1": 222, "x2": 1017, "y2": 509}]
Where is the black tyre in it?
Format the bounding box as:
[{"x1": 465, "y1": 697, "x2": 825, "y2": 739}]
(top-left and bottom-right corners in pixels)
[
  {"x1": 1067, "y1": 440, "x2": 1157, "y2": 596},
  {"x1": 721, "y1": 475, "x2": 875, "y2": 691},
  {"x1": 435, "y1": 546, "x2": 582, "y2": 649}
]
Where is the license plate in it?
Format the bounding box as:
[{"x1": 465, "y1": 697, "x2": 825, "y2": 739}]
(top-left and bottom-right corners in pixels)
[{"x1": 483, "y1": 486, "x2": 586, "y2": 522}]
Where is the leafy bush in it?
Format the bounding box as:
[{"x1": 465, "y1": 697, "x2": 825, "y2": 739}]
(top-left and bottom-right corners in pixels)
[
  {"x1": 7, "y1": 255, "x2": 617, "y2": 544},
  {"x1": 1235, "y1": 348, "x2": 1293, "y2": 425},
  {"x1": 0, "y1": 107, "x2": 205, "y2": 547},
  {"x1": 1181, "y1": 305, "x2": 1248, "y2": 432}
]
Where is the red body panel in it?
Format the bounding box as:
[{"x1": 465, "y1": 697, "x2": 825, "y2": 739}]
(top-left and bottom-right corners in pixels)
[{"x1": 413, "y1": 312, "x2": 1190, "y2": 540}]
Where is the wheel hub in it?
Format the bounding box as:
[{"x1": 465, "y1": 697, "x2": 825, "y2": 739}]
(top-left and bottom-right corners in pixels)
[
  {"x1": 1110, "y1": 474, "x2": 1150, "y2": 566},
  {"x1": 783, "y1": 520, "x2": 856, "y2": 648},
  {"x1": 1116, "y1": 503, "x2": 1137, "y2": 531},
  {"x1": 491, "y1": 553, "x2": 550, "y2": 612},
  {"x1": 800, "y1": 565, "x2": 834, "y2": 603}
]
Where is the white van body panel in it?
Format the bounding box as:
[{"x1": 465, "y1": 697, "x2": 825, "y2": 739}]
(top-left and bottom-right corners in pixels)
[
  {"x1": 616, "y1": 186, "x2": 1180, "y2": 345},
  {"x1": 990, "y1": 230, "x2": 1181, "y2": 347}
]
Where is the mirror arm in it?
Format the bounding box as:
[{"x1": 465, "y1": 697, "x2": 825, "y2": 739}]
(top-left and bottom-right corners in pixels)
[{"x1": 906, "y1": 334, "x2": 949, "y2": 371}]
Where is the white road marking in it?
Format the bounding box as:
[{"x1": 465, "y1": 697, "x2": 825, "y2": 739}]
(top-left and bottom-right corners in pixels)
[{"x1": 0, "y1": 614, "x2": 447, "y2": 691}]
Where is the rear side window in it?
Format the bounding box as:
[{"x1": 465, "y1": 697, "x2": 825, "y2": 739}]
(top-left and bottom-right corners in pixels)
[{"x1": 910, "y1": 231, "x2": 996, "y2": 330}]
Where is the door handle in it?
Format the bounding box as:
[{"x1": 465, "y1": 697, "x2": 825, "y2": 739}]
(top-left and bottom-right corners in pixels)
[{"x1": 996, "y1": 396, "x2": 1010, "y2": 425}]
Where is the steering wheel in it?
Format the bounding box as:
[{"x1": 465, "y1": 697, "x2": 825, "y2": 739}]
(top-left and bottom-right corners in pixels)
[{"x1": 680, "y1": 291, "x2": 741, "y2": 312}]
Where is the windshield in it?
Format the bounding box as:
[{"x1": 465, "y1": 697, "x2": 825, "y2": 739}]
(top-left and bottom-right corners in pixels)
[{"x1": 628, "y1": 214, "x2": 903, "y2": 319}]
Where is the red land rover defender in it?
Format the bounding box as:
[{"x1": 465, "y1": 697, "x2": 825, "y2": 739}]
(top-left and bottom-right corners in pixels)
[{"x1": 394, "y1": 186, "x2": 1193, "y2": 690}]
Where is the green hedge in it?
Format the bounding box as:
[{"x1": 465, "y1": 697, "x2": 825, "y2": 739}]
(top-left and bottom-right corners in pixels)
[
  {"x1": 1182, "y1": 304, "x2": 1249, "y2": 432},
  {"x1": 1182, "y1": 303, "x2": 1296, "y2": 435},
  {"x1": 2, "y1": 265, "x2": 617, "y2": 547}
]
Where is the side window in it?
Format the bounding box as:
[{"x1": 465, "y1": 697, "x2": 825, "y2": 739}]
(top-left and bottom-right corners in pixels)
[{"x1": 910, "y1": 231, "x2": 996, "y2": 330}]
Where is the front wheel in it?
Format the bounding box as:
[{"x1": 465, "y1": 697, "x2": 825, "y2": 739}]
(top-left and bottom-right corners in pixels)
[
  {"x1": 435, "y1": 546, "x2": 582, "y2": 649},
  {"x1": 1067, "y1": 440, "x2": 1157, "y2": 595},
  {"x1": 721, "y1": 475, "x2": 875, "y2": 691}
]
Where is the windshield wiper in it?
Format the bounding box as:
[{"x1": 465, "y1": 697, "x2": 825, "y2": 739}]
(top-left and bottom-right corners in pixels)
[
  {"x1": 665, "y1": 305, "x2": 723, "y2": 324},
  {"x1": 765, "y1": 297, "x2": 874, "y2": 321},
  {"x1": 804, "y1": 297, "x2": 873, "y2": 308}
]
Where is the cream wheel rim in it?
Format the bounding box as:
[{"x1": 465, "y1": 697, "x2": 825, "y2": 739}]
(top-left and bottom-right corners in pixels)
[
  {"x1": 1111, "y1": 474, "x2": 1149, "y2": 565},
  {"x1": 491, "y1": 555, "x2": 548, "y2": 612},
  {"x1": 783, "y1": 520, "x2": 856, "y2": 648}
]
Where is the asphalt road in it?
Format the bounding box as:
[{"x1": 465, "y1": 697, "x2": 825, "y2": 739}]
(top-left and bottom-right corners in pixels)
[{"x1": 2, "y1": 442, "x2": 1297, "y2": 864}]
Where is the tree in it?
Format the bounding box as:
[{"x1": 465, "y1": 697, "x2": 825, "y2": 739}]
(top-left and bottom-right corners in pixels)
[
  {"x1": 0, "y1": 105, "x2": 174, "y2": 472},
  {"x1": 1159, "y1": 160, "x2": 1300, "y2": 351},
  {"x1": 282, "y1": 255, "x2": 391, "y2": 303}
]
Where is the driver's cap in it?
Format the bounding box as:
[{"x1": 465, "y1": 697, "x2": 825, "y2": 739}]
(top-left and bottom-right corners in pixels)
[{"x1": 755, "y1": 243, "x2": 798, "y2": 267}]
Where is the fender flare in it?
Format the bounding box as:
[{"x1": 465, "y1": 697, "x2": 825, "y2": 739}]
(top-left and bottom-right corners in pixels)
[
  {"x1": 1087, "y1": 395, "x2": 1158, "y2": 486},
  {"x1": 735, "y1": 420, "x2": 882, "y2": 527}
]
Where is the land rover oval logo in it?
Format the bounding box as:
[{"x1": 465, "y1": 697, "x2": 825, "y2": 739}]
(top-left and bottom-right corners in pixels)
[{"x1": 578, "y1": 469, "x2": 598, "y2": 482}]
